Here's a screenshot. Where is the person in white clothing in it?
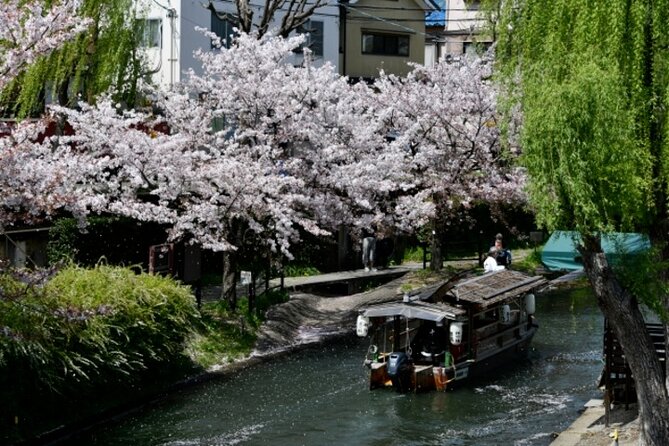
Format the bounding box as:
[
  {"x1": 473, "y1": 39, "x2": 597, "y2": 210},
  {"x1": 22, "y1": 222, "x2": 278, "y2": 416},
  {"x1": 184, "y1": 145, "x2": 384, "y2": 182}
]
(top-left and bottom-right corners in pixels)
[{"x1": 484, "y1": 249, "x2": 505, "y2": 273}]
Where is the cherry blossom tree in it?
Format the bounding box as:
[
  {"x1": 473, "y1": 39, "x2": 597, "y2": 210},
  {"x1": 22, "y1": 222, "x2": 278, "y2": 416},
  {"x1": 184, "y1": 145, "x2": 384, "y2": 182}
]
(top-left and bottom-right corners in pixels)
[
  {"x1": 210, "y1": 0, "x2": 329, "y2": 39},
  {"x1": 2, "y1": 1, "x2": 523, "y2": 297},
  {"x1": 373, "y1": 54, "x2": 526, "y2": 269},
  {"x1": 22, "y1": 30, "x2": 521, "y2": 277},
  {"x1": 0, "y1": 0, "x2": 90, "y2": 91},
  {"x1": 48, "y1": 33, "x2": 398, "y2": 303},
  {"x1": 0, "y1": 0, "x2": 91, "y2": 228}
]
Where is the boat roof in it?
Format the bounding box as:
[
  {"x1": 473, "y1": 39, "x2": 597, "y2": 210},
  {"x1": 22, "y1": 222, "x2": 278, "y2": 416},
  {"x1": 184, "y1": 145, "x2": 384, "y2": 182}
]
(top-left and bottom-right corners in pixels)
[
  {"x1": 361, "y1": 300, "x2": 466, "y2": 322},
  {"x1": 446, "y1": 269, "x2": 546, "y2": 308},
  {"x1": 359, "y1": 270, "x2": 546, "y2": 322}
]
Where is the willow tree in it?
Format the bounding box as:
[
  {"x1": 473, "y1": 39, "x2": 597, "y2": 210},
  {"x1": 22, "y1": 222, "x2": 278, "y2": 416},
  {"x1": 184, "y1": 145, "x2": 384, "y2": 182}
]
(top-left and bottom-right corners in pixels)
[
  {"x1": 495, "y1": 1, "x2": 669, "y2": 443},
  {"x1": 0, "y1": 0, "x2": 144, "y2": 118}
]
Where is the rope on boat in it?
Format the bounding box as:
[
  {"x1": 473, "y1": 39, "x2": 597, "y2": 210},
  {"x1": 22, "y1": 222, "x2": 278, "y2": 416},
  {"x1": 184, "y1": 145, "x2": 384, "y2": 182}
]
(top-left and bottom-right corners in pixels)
[
  {"x1": 405, "y1": 318, "x2": 411, "y2": 356},
  {"x1": 383, "y1": 324, "x2": 387, "y2": 354}
]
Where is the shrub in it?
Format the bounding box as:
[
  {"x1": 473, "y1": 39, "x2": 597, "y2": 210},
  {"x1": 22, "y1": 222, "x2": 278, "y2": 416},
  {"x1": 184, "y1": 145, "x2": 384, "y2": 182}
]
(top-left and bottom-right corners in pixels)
[
  {"x1": 0, "y1": 264, "x2": 199, "y2": 392},
  {"x1": 282, "y1": 263, "x2": 321, "y2": 277}
]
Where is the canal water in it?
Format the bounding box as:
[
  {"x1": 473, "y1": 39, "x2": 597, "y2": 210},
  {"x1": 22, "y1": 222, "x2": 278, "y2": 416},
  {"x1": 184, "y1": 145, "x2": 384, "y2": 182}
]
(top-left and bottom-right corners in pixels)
[{"x1": 77, "y1": 286, "x2": 603, "y2": 446}]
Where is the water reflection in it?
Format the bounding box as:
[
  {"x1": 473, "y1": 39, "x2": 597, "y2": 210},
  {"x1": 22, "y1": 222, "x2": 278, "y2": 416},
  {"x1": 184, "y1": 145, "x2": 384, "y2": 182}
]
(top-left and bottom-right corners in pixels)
[{"x1": 79, "y1": 286, "x2": 603, "y2": 446}]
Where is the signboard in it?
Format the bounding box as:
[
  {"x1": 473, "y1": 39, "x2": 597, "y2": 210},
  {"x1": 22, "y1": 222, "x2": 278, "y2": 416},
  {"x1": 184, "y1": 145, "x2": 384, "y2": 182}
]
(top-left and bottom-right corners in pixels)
[
  {"x1": 240, "y1": 270, "x2": 252, "y2": 285},
  {"x1": 149, "y1": 243, "x2": 174, "y2": 276}
]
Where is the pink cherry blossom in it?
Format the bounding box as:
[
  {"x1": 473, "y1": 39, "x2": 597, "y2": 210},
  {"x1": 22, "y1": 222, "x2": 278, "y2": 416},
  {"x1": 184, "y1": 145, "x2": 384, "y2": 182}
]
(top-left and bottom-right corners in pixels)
[
  {"x1": 0, "y1": 0, "x2": 91, "y2": 91},
  {"x1": 2, "y1": 16, "x2": 524, "y2": 259}
]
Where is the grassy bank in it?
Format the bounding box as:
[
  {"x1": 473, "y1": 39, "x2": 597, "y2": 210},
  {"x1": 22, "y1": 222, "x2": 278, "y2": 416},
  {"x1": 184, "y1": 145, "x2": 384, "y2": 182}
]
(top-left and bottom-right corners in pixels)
[{"x1": 0, "y1": 263, "x2": 290, "y2": 444}]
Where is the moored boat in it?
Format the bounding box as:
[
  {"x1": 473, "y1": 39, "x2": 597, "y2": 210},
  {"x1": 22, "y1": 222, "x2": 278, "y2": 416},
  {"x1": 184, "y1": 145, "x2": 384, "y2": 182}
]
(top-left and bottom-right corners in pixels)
[{"x1": 356, "y1": 269, "x2": 546, "y2": 392}]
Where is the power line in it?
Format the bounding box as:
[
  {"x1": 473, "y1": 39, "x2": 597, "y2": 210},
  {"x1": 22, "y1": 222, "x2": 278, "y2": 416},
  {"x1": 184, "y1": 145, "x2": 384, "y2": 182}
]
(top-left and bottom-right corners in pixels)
[
  {"x1": 209, "y1": 0, "x2": 491, "y2": 20},
  {"x1": 347, "y1": 4, "x2": 490, "y2": 12},
  {"x1": 157, "y1": 0, "x2": 488, "y2": 45},
  {"x1": 212, "y1": 0, "x2": 494, "y2": 12},
  {"x1": 151, "y1": 0, "x2": 169, "y2": 10},
  {"x1": 210, "y1": 0, "x2": 491, "y2": 27}
]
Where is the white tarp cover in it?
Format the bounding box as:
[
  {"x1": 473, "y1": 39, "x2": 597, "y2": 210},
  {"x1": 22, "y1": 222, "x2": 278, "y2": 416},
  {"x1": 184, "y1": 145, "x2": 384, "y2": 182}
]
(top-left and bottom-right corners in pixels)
[{"x1": 361, "y1": 302, "x2": 464, "y2": 321}]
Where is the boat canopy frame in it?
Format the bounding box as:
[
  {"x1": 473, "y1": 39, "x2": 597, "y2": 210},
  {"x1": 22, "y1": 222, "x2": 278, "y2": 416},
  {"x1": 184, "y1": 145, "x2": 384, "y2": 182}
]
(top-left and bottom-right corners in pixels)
[{"x1": 361, "y1": 301, "x2": 466, "y2": 323}]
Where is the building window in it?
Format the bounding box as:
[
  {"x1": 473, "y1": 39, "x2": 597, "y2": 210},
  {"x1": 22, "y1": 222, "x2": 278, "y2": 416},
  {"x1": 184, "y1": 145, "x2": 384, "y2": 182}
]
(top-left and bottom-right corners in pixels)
[
  {"x1": 296, "y1": 20, "x2": 324, "y2": 57},
  {"x1": 463, "y1": 41, "x2": 492, "y2": 55},
  {"x1": 465, "y1": 0, "x2": 481, "y2": 10},
  {"x1": 138, "y1": 18, "x2": 162, "y2": 48},
  {"x1": 211, "y1": 11, "x2": 237, "y2": 48},
  {"x1": 362, "y1": 32, "x2": 409, "y2": 57}
]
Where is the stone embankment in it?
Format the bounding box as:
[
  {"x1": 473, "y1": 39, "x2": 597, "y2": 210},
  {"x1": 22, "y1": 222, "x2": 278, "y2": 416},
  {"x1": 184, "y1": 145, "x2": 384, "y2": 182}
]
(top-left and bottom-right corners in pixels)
[
  {"x1": 252, "y1": 261, "x2": 476, "y2": 355},
  {"x1": 254, "y1": 274, "x2": 409, "y2": 354},
  {"x1": 550, "y1": 399, "x2": 639, "y2": 445}
]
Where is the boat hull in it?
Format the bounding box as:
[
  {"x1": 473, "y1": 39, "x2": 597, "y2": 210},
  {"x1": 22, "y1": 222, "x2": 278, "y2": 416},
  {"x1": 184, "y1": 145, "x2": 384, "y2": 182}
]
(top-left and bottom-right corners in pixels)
[
  {"x1": 465, "y1": 323, "x2": 537, "y2": 381},
  {"x1": 368, "y1": 324, "x2": 537, "y2": 392}
]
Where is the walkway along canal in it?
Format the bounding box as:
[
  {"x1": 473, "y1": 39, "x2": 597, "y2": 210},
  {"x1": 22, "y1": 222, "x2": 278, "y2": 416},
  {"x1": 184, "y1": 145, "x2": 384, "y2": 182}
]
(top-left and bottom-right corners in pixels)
[{"x1": 72, "y1": 284, "x2": 604, "y2": 446}]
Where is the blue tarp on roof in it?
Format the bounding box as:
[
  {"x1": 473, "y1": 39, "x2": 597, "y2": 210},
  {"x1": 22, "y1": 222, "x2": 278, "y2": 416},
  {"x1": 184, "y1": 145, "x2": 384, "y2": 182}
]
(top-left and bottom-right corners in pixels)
[
  {"x1": 541, "y1": 231, "x2": 651, "y2": 272},
  {"x1": 425, "y1": 0, "x2": 445, "y2": 26}
]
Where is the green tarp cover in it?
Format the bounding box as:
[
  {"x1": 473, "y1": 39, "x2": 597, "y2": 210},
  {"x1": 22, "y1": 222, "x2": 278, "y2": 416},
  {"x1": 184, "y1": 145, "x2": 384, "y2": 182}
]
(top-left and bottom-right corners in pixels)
[{"x1": 541, "y1": 231, "x2": 650, "y2": 272}]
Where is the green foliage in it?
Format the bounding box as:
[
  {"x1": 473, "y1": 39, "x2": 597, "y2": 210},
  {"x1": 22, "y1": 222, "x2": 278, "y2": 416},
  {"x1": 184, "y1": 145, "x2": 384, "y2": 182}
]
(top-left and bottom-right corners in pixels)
[
  {"x1": 186, "y1": 289, "x2": 288, "y2": 369},
  {"x1": 188, "y1": 300, "x2": 257, "y2": 369},
  {"x1": 47, "y1": 218, "x2": 80, "y2": 263},
  {"x1": 402, "y1": 246, "x2": 425, "y2": 263},
  {"x1": 0, "y1": 0, "x2": 146, "y2": 117},
  {"x1": 512, "y1": 247, "x2": 543, "y2": 274},
  {"x1": 496, "y1": 0, "x2": 669, "y2": 236},
  {"x1": 494, "y1": 0, "x2": 669, "y2": 322},
  {"x1": 613, "y1": 247, "x2": 669, "y2": 322},
  {"x1": 0, "y1": 265, "x2": 199, "y2": 392},
  {"x1": 282, "y1": 263, "x2": 321, "y2": 277},
  {"x1": 520, "y1": 60, "x2": 652, "y2": 234}
]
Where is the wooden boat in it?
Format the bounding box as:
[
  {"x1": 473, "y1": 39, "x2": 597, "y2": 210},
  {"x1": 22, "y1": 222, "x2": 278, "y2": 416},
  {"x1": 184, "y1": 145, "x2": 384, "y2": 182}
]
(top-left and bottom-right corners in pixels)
[{"x1": 355, "y1": 269, "x2": 546, "y2": 392}]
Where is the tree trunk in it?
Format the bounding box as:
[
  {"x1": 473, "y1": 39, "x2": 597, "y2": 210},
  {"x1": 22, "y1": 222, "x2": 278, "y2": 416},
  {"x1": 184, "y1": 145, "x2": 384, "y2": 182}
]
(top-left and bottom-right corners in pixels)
[
  {"x1": 649, "y1": 224, "x2": 669, "y2": 399},
  {"x1": 430, "y1": 230, "x2": 442, "y2": 271},
  {"x1": 222, "y1": 250, "x2": 237, "y2": 311},
  {"x1": 248, "y1": 270, "x2": 255, "y2": 314},
  {"x1": 666, "y1": 322, "x2": 669, "y2": 398},
  {"x1": 580, "y1": 243, "x2": 669, "y2": 445}
]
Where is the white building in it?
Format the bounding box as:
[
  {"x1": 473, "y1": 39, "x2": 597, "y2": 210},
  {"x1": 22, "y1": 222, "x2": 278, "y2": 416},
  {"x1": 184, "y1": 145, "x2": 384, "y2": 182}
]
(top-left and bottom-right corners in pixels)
[
  {"x1": 134, "y1": 0, "x2": 341, "y2": 90},
  {"x1": 424, "y1": 0, "x2": 492, "y2": 66}
]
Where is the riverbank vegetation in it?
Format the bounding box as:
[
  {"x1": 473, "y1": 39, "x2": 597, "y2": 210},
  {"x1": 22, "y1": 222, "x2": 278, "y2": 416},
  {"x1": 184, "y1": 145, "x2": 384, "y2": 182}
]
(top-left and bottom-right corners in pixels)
[
  {"x1": 0, "y1": 264, "x2": 199, "y2": 442},
  {"x1": 0, "y1": 262, "x2": 291, "y2": 444},
  {"x1": 188, "y1": 289, "x2": 289, "y2": 368}
]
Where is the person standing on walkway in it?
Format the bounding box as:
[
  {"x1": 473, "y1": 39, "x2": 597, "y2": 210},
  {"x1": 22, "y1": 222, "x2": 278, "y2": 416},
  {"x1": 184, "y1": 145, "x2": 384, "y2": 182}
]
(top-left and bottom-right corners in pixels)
[
  {"x1": 492, "y1": 233, "x2": 512, "y2": 267},
  {"x1": 362, "y1": 230, "x2": 377, "y2": 272}
]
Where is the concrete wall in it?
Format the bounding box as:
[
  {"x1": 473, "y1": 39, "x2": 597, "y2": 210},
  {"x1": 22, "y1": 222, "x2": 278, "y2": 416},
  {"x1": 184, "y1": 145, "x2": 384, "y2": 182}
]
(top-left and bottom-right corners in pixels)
[
  {"x1": 445, "y1": 0, "x2": 480, "y2": 33},
  {"x1": 135, "y1": 0, "x2": 210, "y2": 89}
]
